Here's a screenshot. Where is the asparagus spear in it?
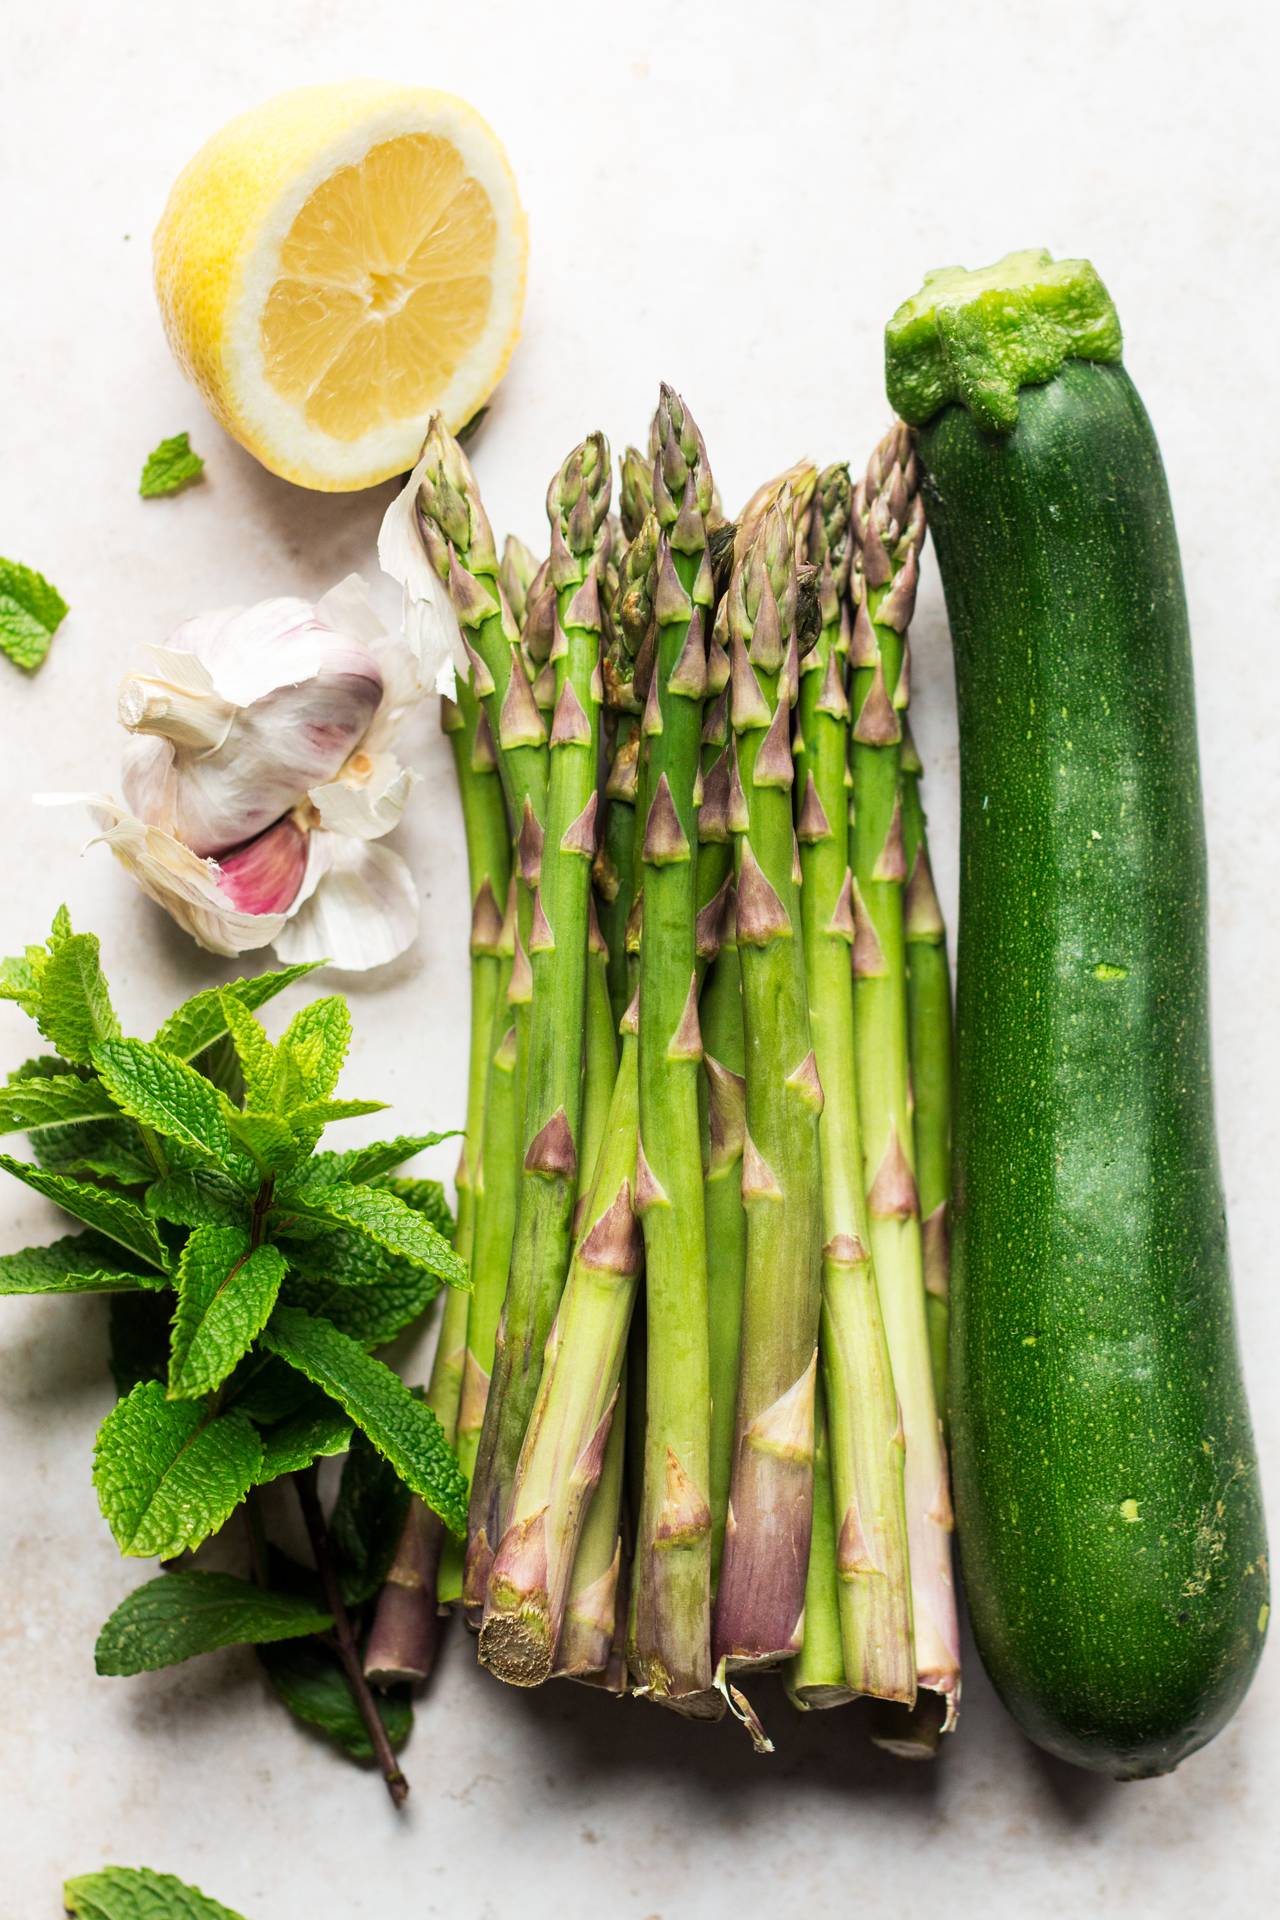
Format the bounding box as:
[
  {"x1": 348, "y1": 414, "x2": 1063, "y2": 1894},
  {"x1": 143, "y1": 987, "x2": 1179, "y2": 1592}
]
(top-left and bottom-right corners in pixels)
[
  {"x1": 470, "y1": 433, "x2": 613, "y2": 1624},
  {"x1": 500, "y1": 534, "x2": 540, "y2": 629},
  {"x1": 698, "y1": 914, "x2": 747, "y2": 1593},
  {"x1": 712, "y1": 468, "x2": 826, "y2": 1685},
  {"x1": 849, "y1": 423, "x2": 960, "y2": 1721},
  {"x1": 478, "y1": 998, "x2": 642, "y2": 1682},
  {"x1": 553, "y1": 1359, "x2": 629, "y2": 1683},
  {"x1": 366, "y1": 666, "x2": 511, "y2": 1676},
  {"x1": 594, "y1": 512, "x2": 657, "y2": 1031},
  {"x1": 577, "y1": 898, "x2": 620, "y2": 1232},
  {"x1": 631, "y1": 388, "x2": 720, "y2": 1717},
  {"x1": 794, "y1": 466, "x2": 915, "y2": 1703},
  {"x1": 782, "y1": 1382, "x2": 855, "y2": 1708}
]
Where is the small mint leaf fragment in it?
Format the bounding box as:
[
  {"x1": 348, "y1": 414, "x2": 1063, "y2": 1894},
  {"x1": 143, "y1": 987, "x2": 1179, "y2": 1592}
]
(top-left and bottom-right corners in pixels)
[
  {"x1": 0, "y1": 556, "x2": 68, "y2": 671},
  {"x1": 95, "y1": 1568, "x2": 331, "y2": 1676},
  {"x1": 64, "y1": 1864, "x2": 248, "y2": 1920},
  {"x1": 140, "y1": 432, "x2": 205, "y2": 499}
]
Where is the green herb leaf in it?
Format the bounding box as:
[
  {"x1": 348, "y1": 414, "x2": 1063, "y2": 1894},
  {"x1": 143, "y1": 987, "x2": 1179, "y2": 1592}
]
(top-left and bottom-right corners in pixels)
[
  {"x1": 0, "y1": 953, "x2": 42, "y2": 1012},
  {"x1": 30, "y1": 1114, "x2": 156, "y2": 1186},
  {"x1": 152, "y1": 963, "x2": 323, "y2": 1063},
  {"x1": 145, "y1": 1167, "x2": 250, "y2": 1232},
  {"x1": 374, "y1": 1174, "x2": 455, "y2": 1237},
  {"x1": 257, "y1": 1637, "x2": 412, "y2": 1759},
  {"x1": 287, "y1": 1097, "x2": 388, "y2": 1132},
  {"x1": 218, "y1": 993, "x2": 276, "y2": 1108},
  {"x1": 281, "y1": 1267, "x2": 439, "y2": 1349},
  {"x1": 280, "y1": 996, "x2": 349, "y2": 1100},
  {"x1": 260, "y1": 1306, "x2": 467, "y2": 1535},
  {"x1": 95, "y1": 1568, "x2": 330, "y2": 1677},
  {"x1": 64, "y1": 1865, "x2": 248, "y2": 1920},
  {"x1": 0, "y1": 556, "x2": 69, "y2": 671},
  {"x1": 331, "y1": 1427, "x2": 412, "y2": 1603},
  {"x1": 224, "y1": 1356, "x2": 314, "y2": 1426},
  {"x1": 93, "y1": 1382, "x2": 263, "y2": 1557},
  {"x1": 225, "y1": 1110, "x2": 302, "y2": 1176},
  {"x1": 92, "y1": 1040, "x2": 246, "y2": 1182},
  {"x1": 0, "y1": 1232, "x2": 167, "y2": 1295},
  {"x1": 139, "y1": 431, "x2": 205, "y2": 499},
  {"x1": 168, "y1": 1228, "x2": 285, "y2": 1401},
  {"x1": 35, "y1": 931, "x2": 121, "y2": 1064},
  {"x1": 0, "y1": 1153, "x2": 168, "y2": 1268},
  {"x1": 0, "y1": 1072, "x2": 118, "y2": 1135},
  {"x1": 304, "y1": 1131, "x2": 453, "y2": 1187},
  {"x1": 278, "y1": 1179, "x2": 466, "y2": 1288},
  {"x1": 255, "y1": 1395, "x2": 353, "y2": 1480}
]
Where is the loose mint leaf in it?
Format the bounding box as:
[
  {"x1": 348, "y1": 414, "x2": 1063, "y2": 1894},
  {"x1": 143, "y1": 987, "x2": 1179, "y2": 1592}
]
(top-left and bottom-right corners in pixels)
[
  {"x1": 152, "y1": 963, "x2": 323, "y2": 1064},
  {"x1": 0, "y1": 1153, "x2": 168, "y2": 1268},
  {"x1": 257, "y1": 1637, "x2": 412, "y2": 1759},
  {"x1": 92, "y1": 1040, "x2": 246, "y2": 1183},
  {"x1": 256, "y1": 1396, "x2": 353, "y2": 1480},
  {"x1": 0, "y1": 1072, "x2": 117, "y2": 1134},
  {"x1": 31, "y1": 1114, "x2": 155, "y2": 1186},
  {"x1": 374, "y1": 1175, "x2": 454, "y2": 1238},
  {"x1": 218, "y1": 993, "x2": 276, "y2": 1108},
  {"x1": 261, "y1": 1306, "x2": 467, "y2": 1535},
  {"x1": 168, "y1": 1228, "x2": 284, "y2": 1401},
  {"x1": 64, "y1": 1865, "x2": 247, "y2": 1920},
  {"x1": 139, "y1": 431, "x2": 205, "y2": 499},
  {"x1": 0, "y1": 555, "x2": 68, "y2": 671},
  {"x1": 277, "y1": 1179, "x2": 467, "y2": 1289},
  {"x1": 109, "y1": 1292, "x2": 174, "y2": 1398},
  {"x1": 332, "y1": 1427, "x2": 412, "y2": 1603},
  {"x1": 226, "y1": 1111, "x2": 301, "y2": 1175},
  {"x1": 146, "y1": 1167, "x2": 249, "y2": 1232},
  {"x1": 0, "y1": 953, "x2": 41, "y2": 1013},
  {"x1": 280, "y1": 996, "x2": 350, "y2": 1101},
  {"x1": 303, "y1": 1131, "x2": 453, "y2": 1188},
  {"x1": 35, "y1": 932, "x2": 120, "y2": 1064},
  {"x1": 95, "y1": 1569, "x2": 330, "y2": 1676},
  {"x1": 93, "y1": 1381, "x2": 263, "y2": 1557},
  {"x1": 0, "y1": 1232, "x2": 166, "y2": 1295}
]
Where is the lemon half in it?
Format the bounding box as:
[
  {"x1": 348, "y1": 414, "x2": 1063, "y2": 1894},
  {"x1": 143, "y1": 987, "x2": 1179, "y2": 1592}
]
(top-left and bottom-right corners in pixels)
[{"x1": 154, "y1": 81, "x2": 527, "y2": 491}]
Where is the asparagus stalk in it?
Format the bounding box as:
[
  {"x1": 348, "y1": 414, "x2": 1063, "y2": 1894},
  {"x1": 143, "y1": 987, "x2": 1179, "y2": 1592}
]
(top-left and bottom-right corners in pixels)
[
  {"x1": 794, "y1": 467, "x2": 915, "y2": 1703},
  {"x1": 698, "y1": 920, "x2": 747, "y2": 1593},
  {"x1": 631, "y1": 388, "x2": 719, "y2": 1717},
  {"x1": 479, "y1": 1000, "x2": 642, "y2": 1682},
  {"x1": 712, "y1": 469, "x2": 826, "y2": 1682},
  {"x1": 900, "y1": 726, "x2": 952, "y2": 1435},
  {"x1": 554, "y1": 1359, "x2": 629, "y2": 1683},
  {"x1": 471, "y1": 434, "x2": 613, "y2": 1627},
  {"x1": 849, "y1": 423, "x2": 960, "y2": 1721},
  {"x1": 594, "y1": 512, "x2": 656, "y2": 1030},
  {"x1": 782, "y1": 1382, "x2": 855, "y2": 1708},
  {"x1": 500, "y1": 534, "x2": 540, "y2": 629},
  {"x1": 577, "y1": 899, "x2": 620, "y2": 1232}
]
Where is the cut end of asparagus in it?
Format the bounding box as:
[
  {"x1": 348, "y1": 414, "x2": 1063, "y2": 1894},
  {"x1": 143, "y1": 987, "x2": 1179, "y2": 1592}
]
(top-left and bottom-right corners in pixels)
[
  {"x1": 478, "y1": 1610, "x2": 555, "y2": 1688},
  {"x1": 363, "y1": 1581, "x2": 444, "y2": 1688}
]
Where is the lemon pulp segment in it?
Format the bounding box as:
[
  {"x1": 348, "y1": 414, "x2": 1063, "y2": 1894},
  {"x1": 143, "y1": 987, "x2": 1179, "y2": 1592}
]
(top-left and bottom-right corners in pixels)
[{"x1": 260, "y1": 133, "x2": 498, "y2": 443}]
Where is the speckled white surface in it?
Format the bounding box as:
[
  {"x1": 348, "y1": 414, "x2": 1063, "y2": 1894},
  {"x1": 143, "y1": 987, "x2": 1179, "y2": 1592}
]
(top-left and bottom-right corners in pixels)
[{"x1": 2, "y1": 2, "x2": 1278, "y2": 1914}]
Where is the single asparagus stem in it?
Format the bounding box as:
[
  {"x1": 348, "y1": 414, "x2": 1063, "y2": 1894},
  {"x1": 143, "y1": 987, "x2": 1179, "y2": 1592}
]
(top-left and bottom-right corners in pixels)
[
  {"x1": 479, "y1": 1008, "x2": 642, "y2": 1683},
  {"x1": 500, "y1": 533, "x2": 541, "y2": 629},
  {"x1": 712, "y1": 471, "x2": 825, "y2": 1683},
  {"x1": 469, "y1": 435, "x2": 612, "y2": 1614},
  {"x1": 901, "y1": 727, "x2": 953, "y2": 1438},
  {"x1": 576, "y1": 900, "x2": 620, "y2": 1233},
  {"x1": 698, "y1": 929, "x2": 747, "y2": 1594},
  {"x1": 554, "y1": 1358, "x2": 629, "y2": 1681},
  {"x1": 794, "y1": 468, "x2": 914, "y2": 1704},
  {"x1": 783, "y1": 1381, "x2": 855, "y2": 1708},
  {"x1": 849, "y1": 423, "x2": 960, "y2": 1720},
  {"x1": 595, "y1": 714, "x2": 640, "y2": 1031},
  {"x1": 294, "y1": 1467, "x2": 408, "y2": 1808},
  {"x1": 596, "y1": 509, "x2": 658, "y2": 1028},
  {"x1": 632, "y1": 388, "x2": 719, "y2": 1717}
]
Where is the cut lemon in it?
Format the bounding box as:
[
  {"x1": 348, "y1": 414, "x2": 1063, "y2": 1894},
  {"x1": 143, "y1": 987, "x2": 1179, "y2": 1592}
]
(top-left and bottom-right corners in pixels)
[{"x1": 154, "y1": 81, "x2": 527, "y2": 491}]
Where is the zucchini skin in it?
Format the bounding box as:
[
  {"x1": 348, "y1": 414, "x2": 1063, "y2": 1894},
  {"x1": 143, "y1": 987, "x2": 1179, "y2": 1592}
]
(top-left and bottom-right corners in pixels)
[{"x1": 921, "y1": 359, "x2": 1268, "y2": 1777}]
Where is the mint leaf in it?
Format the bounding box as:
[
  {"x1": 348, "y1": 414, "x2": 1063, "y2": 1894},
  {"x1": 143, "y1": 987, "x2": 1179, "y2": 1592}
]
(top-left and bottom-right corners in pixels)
[
  {"x1": 288, "y1": 1097, "x2": 387, "y2": 1131},
  {"x1": 152, "y1": 963, "x2": 323, "y2": 1063},
  {"x1": 375, "y1": 1175, "x2": 455, "y2": 1237},
  {"x1": 31, "y1": 1114, "x2": 155, "y2": 1186},
  {"x1": 278, "y1": 1179, "x2": 466, "y2": 1288},
  {"x1": 0, "y1": 1072, "x2": 119, "y2": 1134},
  {"x1": 226, "y1": 1110, "x2": 302, "y2": 1175},
  {"x1": 224, "y1": 1356, "x2": 313, "y2": 1426},
  {"x1": 281, "y1": 1266, "x2": 439, "y2": 1349},
  {"x1": 146, "y1": 1167, "x2": 249, "y2": 1231},
  {"x1": 280, "y1": 996, "x2": 349, "y2": 1100},
  {"x1": 93, "y1": 1382, "x2": 263, "y2": 1557},
  {"x1": 0, "y1": 556, "x2": 68, "y2": 671},
  {"x1": 0, "y1": 953, "x2": 41, "y2": 1012},
  {"x1": 139, "y1": 431, "x2": 205, "y2": 499},
  {"x1": 93, "y1": 1040, "x2": 246, "y2": 1182},
  {"x1": 64, "y1": 1864, "x2": 247, "y2": 1920},
  {"x1": 168, "y1": 1228, "x2": 285, "y2": 1401},
  {"x1": 95, "y1": 1569, "x2": 330, "y2": 1676},
  {"x1": 261, "y1": 1306, "x2": 467, "y2": 1534},
  {"x1": 257, "y1": 1637, "x2": 411, "y2": 1759},
  {"x1": 304, "y1": 1131, "x2": 453, "y2": 1187},
  {"x1": 332, "y1": 1427, "x2": 411, "y2": 1603},
  {"x1": 0, "y1": 1232, "x2": 166, "y2": 1295},
  {"x1": 35, "y1": 932, "x2": 120, "y2": 1064},
  {"x1": 0, "y1": 1153, "x2": 168, "y2": 1268},
  {"x1": 218, "y1": 993, "x2": 276, "y2": 1108},
  {"x1": 256, "y1": 1396, "x2": 353, "y2": 1480}
]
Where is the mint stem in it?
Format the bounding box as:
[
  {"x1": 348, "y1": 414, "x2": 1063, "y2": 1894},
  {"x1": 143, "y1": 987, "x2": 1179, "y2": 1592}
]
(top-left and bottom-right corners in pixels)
[{"x1": 293, "y1": 1465, "x2": 409, "y2": 1808}]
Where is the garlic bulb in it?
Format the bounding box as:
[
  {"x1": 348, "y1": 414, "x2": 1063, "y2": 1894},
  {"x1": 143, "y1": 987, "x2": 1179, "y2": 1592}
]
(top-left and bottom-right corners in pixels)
[{"x1": 41, "y1": 575, "x2": 426, "y2": 969}]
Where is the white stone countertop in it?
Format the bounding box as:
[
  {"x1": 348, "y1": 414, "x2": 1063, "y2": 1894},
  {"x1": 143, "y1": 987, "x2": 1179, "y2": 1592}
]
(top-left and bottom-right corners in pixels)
[{"x1": 2, "y1": 1, "x2": 1277, "y2": 1913}]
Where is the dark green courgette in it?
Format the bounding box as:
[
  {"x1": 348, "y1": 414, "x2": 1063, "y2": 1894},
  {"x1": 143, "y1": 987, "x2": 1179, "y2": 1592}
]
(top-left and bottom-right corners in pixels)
[{"x1": 885, "y1": 250, "x2": 1268, "y2": 1777}]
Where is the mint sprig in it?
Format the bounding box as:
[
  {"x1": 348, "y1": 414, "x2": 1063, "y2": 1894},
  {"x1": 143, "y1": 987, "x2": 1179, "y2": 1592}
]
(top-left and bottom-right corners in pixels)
[
  {"x1": 1, "y1": 908, "x2": 461, "y2": 1806},
  {"x1": 0, "y1": 555, "x2": 68, "y2": 670},
  {"x1": 139, "y1": 431, "x2": 205, "y2": 498}
]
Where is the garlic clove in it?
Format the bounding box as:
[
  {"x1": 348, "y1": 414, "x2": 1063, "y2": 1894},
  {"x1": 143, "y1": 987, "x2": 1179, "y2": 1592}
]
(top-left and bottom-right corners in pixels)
[
  {"x1": 216, "y1": 813, "x2": 311, "y2": 915},
  {"x1": 274, "y1": 836, "x2": 418, "y2": 969},
  {"x1": 309, "y1": 750, "x2": 420, "y2": 840}
]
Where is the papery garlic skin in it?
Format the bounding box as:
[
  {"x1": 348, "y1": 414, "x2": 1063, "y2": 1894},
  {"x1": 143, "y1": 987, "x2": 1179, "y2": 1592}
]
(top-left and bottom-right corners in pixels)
[{"x1": 378, "y1": 433, "x2": 468, "y2": 698}]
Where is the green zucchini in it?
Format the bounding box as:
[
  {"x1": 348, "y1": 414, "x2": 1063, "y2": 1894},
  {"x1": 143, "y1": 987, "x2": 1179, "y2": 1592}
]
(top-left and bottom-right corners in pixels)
[{"x1": 885, "y1": 250, "x2": 1269, "y2": 1777}]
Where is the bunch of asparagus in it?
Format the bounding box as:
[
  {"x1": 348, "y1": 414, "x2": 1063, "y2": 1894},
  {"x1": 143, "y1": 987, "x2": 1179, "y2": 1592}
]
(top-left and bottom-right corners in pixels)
[{"x1": 365, "y1": 393, "x2": 961, "y2": 1748}]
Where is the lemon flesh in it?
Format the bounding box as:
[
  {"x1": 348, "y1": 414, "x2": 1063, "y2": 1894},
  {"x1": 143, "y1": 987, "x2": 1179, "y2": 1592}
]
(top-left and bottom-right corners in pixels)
[{"x1": 154, "y1": 82, "x2": 526, "y2": 491}]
